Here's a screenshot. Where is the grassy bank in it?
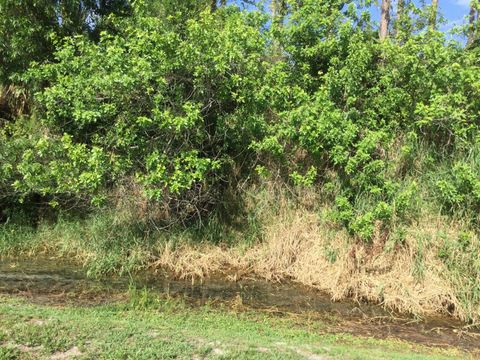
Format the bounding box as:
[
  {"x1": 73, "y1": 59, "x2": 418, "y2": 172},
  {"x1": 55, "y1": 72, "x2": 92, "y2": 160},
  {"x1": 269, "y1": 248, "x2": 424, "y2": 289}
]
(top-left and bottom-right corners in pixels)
[
  {"x1": 1, "y1": 186, "x2": 480, "y2": 325},
  {"x1": 0, "y1": 294, "x2": 474, "y2": 360},
  {"x1": 2, "y1": 0, "x2": 480, "y2": 342}
]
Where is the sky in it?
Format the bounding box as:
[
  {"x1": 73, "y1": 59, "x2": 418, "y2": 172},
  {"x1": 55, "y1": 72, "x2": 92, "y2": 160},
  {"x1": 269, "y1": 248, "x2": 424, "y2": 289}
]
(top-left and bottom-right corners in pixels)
[
  {"x1": 436, "y1": 0, "x2": 472, "y2": 35},
  {"x1": 438, "y1": 0, "x2": 472, "y2": 26}
]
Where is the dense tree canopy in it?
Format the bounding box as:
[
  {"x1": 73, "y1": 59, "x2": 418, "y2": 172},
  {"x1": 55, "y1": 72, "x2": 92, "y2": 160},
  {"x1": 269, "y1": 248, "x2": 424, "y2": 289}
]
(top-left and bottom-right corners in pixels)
[{"x1": 1, "y1": 0, "x2": 479, "y2": 238}]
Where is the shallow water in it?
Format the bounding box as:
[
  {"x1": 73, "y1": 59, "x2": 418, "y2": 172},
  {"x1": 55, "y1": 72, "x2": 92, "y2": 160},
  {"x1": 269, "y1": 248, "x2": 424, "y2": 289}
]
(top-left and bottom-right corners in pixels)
[{"x1": 0, "y1": 258, "x2": 479, "y2": 352}]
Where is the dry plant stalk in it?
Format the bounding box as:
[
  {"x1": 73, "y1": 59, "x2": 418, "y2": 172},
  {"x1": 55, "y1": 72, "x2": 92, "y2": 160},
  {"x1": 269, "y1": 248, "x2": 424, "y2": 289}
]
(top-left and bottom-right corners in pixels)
[{"x1": 152, "y1": 192, "x2": 475, "y2": 322}]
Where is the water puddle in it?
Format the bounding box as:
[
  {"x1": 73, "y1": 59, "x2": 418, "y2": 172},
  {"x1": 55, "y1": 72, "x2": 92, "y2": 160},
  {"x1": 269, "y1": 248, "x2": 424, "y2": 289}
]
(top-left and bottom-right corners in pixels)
[{"x1": 0, "y1": 258, "x2": 479, "y2": 352}]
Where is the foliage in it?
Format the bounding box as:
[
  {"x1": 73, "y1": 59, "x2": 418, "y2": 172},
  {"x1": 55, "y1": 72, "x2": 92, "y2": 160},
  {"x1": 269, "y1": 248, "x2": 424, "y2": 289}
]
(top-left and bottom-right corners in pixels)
[
  {"x1": 6, "y1": 6, "x2": 268, "y2": 223},
  {"x1": 0, "y1": 0, "x2": 130, "y2": 85},
  {"x1": 0, "y1": 0, "x2": 479, "y2": 240}
]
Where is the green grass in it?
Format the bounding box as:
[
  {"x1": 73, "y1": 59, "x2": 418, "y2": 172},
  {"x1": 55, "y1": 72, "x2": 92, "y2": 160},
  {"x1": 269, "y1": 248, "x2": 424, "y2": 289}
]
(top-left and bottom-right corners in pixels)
[
  {"x1": 0, "y1": 294, "x2": 472, "y2": 360},
  {"x1": 0, "y1": 208, "x2": 259, "y2": 277}
]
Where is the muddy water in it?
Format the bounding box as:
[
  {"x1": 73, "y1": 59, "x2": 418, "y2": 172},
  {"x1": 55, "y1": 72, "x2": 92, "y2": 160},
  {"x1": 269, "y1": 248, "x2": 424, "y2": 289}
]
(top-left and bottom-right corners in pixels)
[{"x1": 0, "y1": 258, "x2": 479, "y2": 352}]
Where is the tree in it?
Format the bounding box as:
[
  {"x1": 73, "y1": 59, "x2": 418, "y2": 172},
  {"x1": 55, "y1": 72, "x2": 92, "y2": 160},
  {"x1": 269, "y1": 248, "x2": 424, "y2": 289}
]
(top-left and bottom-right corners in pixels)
[
  {"x1": 394, "y1": 0, "x2": 405, "y2": 39},
  {"x1": 270, "y1": 0, "x2": 287, "y2": 57},
  {"x1": 467, "y1": 0, "x2": 478, "y2": 46},
  {"x1": 211, "y1": 0, "x2": 228, "y2": 12},
  {"x1": 0, "y1": 0, "x2": 131, "y2": 123},
  {"x1": 271, "y1": 0, "x2": 287, "y2": 23},
  {"x1": 379, "y1": 0, "x2": 391, "y2": 40},
  {"x1": 430, "y1": 0, "x2": 439, "y2": 30}
]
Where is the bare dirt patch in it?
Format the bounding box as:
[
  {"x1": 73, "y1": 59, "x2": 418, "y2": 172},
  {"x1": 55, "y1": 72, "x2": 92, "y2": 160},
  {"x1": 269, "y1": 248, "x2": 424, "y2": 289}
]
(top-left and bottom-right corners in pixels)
[{"x1": 50, "y1": 346, "x2": 82, "y2": 359}]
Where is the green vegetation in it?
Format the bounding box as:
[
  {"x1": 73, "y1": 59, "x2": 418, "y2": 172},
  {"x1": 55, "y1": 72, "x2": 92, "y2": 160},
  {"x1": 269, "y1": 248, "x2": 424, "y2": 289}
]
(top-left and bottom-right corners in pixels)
[
  {"x1": 0, "y1": 294, "x2": 472, "y2": 359},
  {"x1": 1, "y1": 0, "x2": 480, "y2": 324}
]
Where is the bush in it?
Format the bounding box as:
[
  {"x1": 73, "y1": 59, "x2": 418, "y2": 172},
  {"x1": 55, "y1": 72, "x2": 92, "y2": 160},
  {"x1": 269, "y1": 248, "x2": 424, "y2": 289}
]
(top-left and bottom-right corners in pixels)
[{"x1": 1, "y1": 1, "x2": 479, "y2": 240}]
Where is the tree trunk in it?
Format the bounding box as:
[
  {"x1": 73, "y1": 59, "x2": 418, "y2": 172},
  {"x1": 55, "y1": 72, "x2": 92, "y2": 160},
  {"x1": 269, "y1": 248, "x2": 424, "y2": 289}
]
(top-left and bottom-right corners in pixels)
[
  {"x1": 397, "y1": 0, "x2": 405, "y2": 22},
  {"x1": 280, "y1": 0, "x2": 287, "y2": 20},
  {"x1": 379, "y1": 0, "x2": 391, "y2": 41},
  {"x1": 395, "y1": 0, "x2": 405, "y2": 38},
  {"x1": 211, "y1": 0, "x2": 217, "y2": 12},
  {"x1": 467, "y1": 1, "x2": 478, "y2": 46},
  {"x1": 271, "y1": 0, "x2": 287, "y2": 59},
  {"x1": 271, "y1": 0, "x2": 287, "y2": 23},
  {"x1": 271, "y1": 0, "x2": 278, "y2": 20},
  {"x1": 430, "y1": 0, "x2": 438, "y2": 30}
]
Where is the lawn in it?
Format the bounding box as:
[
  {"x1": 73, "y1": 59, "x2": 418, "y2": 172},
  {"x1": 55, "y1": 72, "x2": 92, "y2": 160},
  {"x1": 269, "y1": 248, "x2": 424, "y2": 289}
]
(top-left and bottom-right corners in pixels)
[{"x1": 0, "y1": 293, "x2": 473, "y2": 360}]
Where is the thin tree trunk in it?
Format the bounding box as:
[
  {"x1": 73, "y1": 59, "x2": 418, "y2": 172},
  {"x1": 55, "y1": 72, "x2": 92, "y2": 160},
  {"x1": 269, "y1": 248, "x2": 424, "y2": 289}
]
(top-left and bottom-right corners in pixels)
[
  {"x1": 280, "y1": 0, "x2": 287, "y2": 20},
  {"x1": 379, "y1": 0, "x2": 391, "y2": 41},
  {"x1": 467, "y1": 1, "x2": 478, "y2": 46},
  {"x1": 397, "y1": 0, "x2": 405, "y2": 22},
  {"x1": 271, "y1": 0, "x2": 278, "y2": 19},
  {"x1": 395, "y1": 0, "x2": 405, "y2": 38},
  {"x1": 271, "y1": 0, "x2": 287, "y2": 59},
  {"x1": 477, "y1": 3, "x2": 480, "y2": 40},
  {"x1": 271, "y1": 0, "x2": 287, "y2": 24},
  {"x1": 211, "y1": 0, "x2": 217, "y2": 12},
  {"x1": 430, "y1": 0, "x2": 438, "y2": 30}
]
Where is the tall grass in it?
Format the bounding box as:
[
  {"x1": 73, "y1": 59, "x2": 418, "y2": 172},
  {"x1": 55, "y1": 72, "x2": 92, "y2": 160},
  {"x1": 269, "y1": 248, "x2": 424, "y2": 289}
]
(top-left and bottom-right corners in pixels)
[{"x1": 1, "y1": 153, "x2": 480, "y2": 323}]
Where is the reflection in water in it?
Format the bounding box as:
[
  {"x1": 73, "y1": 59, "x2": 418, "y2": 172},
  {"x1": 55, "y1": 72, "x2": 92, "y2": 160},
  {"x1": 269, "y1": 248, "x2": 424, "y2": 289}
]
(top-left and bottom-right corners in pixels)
[{"x1": 0, "y1": 258, "x2": 479, "y2": 352}]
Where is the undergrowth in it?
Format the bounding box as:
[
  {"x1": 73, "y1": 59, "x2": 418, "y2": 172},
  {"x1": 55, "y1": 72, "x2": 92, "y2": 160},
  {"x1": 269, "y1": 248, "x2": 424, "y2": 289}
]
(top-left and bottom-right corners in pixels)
[
  {"x1": 1, "y1": 176, "x2": 480, "y2": 324},
  {"x1": 1, "y1": 0, "x2": 480, "y2": 329}
]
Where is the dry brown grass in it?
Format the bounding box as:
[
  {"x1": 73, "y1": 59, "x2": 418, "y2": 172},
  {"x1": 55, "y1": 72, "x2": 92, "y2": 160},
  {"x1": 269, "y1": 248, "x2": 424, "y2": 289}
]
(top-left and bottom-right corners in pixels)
[
  {"x1": 5, "y1": 182, "x2": 477, "y2": 322},
  {"x1": 150, "y1": 190, "x2": 479, "y2": 323}
]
